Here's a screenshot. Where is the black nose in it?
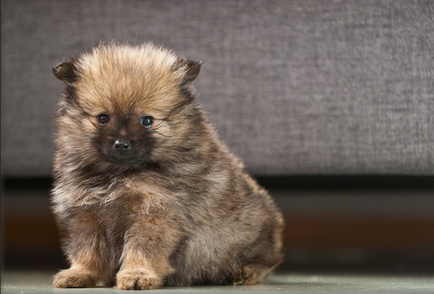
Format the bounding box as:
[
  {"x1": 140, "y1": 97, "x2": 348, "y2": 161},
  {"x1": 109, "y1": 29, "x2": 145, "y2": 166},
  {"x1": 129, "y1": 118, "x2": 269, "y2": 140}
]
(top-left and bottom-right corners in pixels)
[{"x1": 113, "y1": 140, "x2": 130, "y2": 152}]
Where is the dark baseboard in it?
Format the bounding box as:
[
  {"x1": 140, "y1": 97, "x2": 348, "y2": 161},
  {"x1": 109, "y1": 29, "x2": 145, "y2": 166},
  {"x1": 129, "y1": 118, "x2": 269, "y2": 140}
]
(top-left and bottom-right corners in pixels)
[
  {"x1": 3, "y1": 175, "x2": 434, "y2": 192},
  {"x1": 256, "y1": 175, "x2": 434, "y2": 190}
]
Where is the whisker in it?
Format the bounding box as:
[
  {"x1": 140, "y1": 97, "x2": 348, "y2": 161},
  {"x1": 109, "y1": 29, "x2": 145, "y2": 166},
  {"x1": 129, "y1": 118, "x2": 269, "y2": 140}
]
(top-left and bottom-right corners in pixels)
[{"x1": 152, "y1": 130, "x2": 171, "y2": 137}]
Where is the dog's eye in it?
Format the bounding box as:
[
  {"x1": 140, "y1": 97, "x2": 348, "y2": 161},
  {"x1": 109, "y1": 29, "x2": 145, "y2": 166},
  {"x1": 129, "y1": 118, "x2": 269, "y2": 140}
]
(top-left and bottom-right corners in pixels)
[
  {"x1": 97, "y1": 114, "x2": 110, "y2": 126},
  {"x1": 140, "y1": 116, "x2": 154, "y2": 128}
]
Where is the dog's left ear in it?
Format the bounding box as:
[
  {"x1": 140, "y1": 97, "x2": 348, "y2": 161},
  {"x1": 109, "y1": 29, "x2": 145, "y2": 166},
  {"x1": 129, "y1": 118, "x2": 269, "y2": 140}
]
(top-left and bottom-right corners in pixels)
[
  {"x1": 52, "y1": 59, "x2": 78, "y2": 84},
  {"x1": 175, "y1": 57, "x2": 202, "y2": 88}
]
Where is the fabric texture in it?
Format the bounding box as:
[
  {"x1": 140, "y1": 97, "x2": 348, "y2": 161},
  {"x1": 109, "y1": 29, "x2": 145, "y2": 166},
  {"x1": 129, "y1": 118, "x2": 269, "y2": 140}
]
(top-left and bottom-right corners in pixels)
[{"x1": 2, "y1": 0, "x2": 433, "y2": 176}]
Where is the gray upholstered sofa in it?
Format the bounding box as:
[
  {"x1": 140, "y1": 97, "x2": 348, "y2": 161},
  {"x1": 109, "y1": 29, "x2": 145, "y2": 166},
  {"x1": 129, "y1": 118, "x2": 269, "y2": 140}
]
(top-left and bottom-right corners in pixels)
[
  {"x1": 2, "y1": 0, "x2": 433, "y2": 177},
  {"x1": 2, "y1": 0, "x2": 434, "y2": 274}
]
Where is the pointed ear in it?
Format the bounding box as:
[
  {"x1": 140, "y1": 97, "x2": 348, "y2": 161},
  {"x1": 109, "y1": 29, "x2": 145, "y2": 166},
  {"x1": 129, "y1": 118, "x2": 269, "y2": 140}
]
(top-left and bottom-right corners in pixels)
[
  {"x1": 174, "y1": 57, "x2": 202, "y2": 88},
  {"x1": 183, "y1": 59, "x2": 202, "y2": 84},
  {"x1": 52, "y1": 60, "x2": 78, "y2": 84}
]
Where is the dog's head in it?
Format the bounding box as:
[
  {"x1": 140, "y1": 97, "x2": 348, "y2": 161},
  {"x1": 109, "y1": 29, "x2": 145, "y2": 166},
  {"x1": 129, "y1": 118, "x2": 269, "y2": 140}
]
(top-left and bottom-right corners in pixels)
[{"x1": 53, "y1": 42, "x2": 202, "y2": 170}]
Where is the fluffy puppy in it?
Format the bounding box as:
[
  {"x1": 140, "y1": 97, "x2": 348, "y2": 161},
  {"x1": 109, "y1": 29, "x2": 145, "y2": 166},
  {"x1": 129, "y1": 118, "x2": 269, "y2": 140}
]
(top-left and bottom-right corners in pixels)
[{"x1": 51, "y1": 42, "x2": 283, "y2": 290}]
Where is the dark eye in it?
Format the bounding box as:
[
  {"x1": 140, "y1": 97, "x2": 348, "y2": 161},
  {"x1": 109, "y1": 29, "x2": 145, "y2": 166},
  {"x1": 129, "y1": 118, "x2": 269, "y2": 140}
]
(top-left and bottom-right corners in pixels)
[
  {"x1": 97, "y1": 114, "x2": 110, "y2": 126},
  {"x1": 140, "y1": 116, "x2": 154, "y2": 128}
]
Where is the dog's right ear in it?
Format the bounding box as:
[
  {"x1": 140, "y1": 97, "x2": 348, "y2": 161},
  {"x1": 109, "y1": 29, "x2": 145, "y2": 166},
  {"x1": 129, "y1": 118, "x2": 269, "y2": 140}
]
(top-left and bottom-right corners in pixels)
[{"x1": 52, "y1": 60, "x2": 78, "y2": 84}]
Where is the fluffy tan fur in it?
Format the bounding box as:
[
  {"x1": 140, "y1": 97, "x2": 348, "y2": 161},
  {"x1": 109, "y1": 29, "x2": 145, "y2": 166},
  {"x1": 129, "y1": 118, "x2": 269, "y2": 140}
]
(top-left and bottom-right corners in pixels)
[{"x1": 51, "y1": 42, "x2": 283, "y2": 290}]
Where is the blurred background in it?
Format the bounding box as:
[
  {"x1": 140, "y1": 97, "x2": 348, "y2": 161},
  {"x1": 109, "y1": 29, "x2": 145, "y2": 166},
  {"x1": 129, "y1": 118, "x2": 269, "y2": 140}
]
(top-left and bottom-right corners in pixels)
[{"x1": 2, "y1": 0, "x2": 434, "y2": 275}]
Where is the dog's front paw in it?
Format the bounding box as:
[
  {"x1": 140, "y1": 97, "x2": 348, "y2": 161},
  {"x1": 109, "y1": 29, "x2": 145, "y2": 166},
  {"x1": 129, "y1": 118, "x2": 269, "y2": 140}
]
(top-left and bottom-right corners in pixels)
[
  {"x1": 53, "y1": 268, "x2": 95, "y2": 288},
  {"x1": 116, "y1": 268, "x2": 162, "y2": 290}
]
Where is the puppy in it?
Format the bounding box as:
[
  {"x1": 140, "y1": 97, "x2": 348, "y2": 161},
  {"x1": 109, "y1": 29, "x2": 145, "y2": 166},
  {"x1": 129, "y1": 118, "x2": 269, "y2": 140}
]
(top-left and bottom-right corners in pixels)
[{"x1": 51, "y1": 42, "x2": 283, "y2": 290}]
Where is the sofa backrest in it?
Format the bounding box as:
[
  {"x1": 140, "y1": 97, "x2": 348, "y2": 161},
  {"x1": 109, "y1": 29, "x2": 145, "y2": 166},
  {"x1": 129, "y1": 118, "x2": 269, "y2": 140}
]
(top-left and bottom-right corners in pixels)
[{"x1": 2, "y1": 0, "x2": 433, "y2": 176}]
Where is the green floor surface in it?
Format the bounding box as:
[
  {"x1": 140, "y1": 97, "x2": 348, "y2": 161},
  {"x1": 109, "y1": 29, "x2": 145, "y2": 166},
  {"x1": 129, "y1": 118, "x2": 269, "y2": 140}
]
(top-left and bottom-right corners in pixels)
[{"x1": 2, "y1": 271, "x2": 434, "y2": 294}]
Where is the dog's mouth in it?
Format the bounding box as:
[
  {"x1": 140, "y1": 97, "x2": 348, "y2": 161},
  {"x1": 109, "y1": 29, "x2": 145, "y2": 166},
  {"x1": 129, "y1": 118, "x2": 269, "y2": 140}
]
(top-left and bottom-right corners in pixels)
[
  {"x1": 100, "y1": 150, "x2": 148, "y2": 166},
  {"x1": 104, "y1": 154, "x2": 149, "y2": 166}
]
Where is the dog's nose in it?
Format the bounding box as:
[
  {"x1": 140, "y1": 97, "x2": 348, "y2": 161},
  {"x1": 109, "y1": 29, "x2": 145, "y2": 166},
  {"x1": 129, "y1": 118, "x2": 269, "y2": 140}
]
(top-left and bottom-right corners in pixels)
[{"x1": 113, "y1": 140, "x2": 130, "y2": 151}]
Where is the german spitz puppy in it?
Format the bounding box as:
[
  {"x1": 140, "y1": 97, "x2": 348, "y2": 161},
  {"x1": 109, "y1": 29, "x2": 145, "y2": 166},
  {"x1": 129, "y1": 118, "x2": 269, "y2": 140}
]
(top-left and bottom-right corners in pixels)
[{"x1": 51, "y1": 42, "x2": 283, "y2": 290}]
